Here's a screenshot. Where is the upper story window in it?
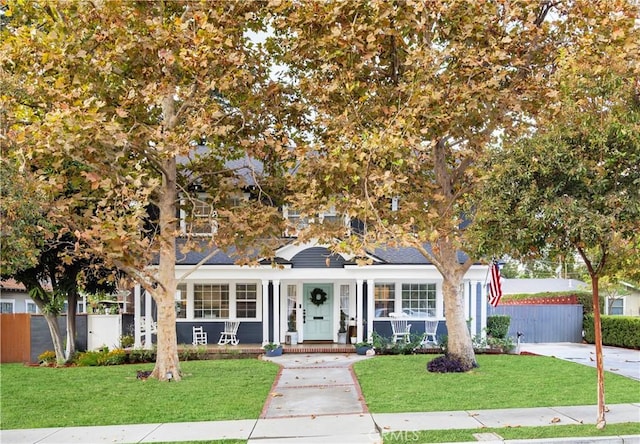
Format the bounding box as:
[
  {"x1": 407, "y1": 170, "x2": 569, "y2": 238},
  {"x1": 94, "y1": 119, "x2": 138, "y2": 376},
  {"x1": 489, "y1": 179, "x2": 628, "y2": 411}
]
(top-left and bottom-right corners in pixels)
[
  {"x1": 187, "y1": 198, "x2": 217, "y2": 236},
  {"x1": 283, "y1": 205, "x2": 347, "y2": 237}
]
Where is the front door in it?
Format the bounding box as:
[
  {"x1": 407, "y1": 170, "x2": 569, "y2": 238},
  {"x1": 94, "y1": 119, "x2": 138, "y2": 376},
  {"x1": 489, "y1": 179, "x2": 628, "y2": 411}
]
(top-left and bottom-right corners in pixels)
[{"x1": 303, "y1": 283, "x2": 333, "y2": 341}]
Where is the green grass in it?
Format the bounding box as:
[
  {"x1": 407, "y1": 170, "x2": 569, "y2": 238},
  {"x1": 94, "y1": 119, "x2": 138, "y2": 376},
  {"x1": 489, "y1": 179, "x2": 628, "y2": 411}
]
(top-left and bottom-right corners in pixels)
[
  {"x1": 0, "y1": 360, "x2": 278, "y2": 430},
  {"x1": 354, "y1": 354, "x2": 640, "y2": 412},
  {"x1": 383, "y1": 423, "x2": 640, "y2": 443}
]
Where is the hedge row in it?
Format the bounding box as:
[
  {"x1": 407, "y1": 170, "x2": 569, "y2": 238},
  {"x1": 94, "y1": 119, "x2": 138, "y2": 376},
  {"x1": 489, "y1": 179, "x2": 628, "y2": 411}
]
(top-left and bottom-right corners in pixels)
[{"x1": 583, "y1": 314, "x2": 640, "y2": 349}]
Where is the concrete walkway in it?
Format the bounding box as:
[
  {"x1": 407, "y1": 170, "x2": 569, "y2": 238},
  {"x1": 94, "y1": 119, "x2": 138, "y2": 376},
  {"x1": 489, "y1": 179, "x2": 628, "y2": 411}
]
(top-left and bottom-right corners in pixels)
[
  {"x1": 2, "y1": 350, "x2": 639, "y2": 444},
  {"x1": 519, "y1": 343, "x2": 640, "y2": 381}
]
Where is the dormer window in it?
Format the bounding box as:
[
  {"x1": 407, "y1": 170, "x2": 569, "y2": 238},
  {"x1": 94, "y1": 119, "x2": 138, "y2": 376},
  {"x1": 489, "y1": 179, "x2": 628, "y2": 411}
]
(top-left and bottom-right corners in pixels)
[{"x1": 182, "y1": 195, "x2": 217, "y2": 236}]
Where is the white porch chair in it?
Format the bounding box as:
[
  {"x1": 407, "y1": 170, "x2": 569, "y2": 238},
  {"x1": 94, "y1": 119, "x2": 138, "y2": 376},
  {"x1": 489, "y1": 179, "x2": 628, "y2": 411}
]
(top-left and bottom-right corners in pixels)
[
  {"x1": 192, "y1": 326, "x2": 208, "y2": 345},
  {"x1": 140, "y1": 316, "x2": 157, "y2": 335},
  {"x1": 389, "y1": 312, "x2": 412, "y2": 343},
  {"x1": 218, "y1": 320, "x2": 240, "y2": 346},
  {"x1": 422, "y1": 319, "x2": 438, "y2": 347}
]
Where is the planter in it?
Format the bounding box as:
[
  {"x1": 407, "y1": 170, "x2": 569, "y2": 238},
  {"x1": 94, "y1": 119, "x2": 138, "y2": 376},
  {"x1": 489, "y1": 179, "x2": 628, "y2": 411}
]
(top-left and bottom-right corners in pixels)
[
  {"x1": 337, "y1": 332, "x2": 347, "y2": 344},
  {"x1": 355, "y1": 345, "x2": 372, "y2": 355},
  {"x1": 285, "y1": 332, "x2": 298, "y2": 345},
  {"x1": 350, "y1": 336, "x2": 357, "y2": 344},
  {"x1": 265, "y1": 347, "x2": 283, "y2": 357}
]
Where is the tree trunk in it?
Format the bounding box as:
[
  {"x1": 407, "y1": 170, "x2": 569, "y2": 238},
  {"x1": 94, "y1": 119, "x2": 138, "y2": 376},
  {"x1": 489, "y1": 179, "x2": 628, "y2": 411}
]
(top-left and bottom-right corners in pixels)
[
  {"x1": 42, "y1": 312, "x2": 66, "y2": 365},
  {"x1": 591, "y1": 274, "x2": 606, "y2": 429},
  {"x1": 434, "y1": 242, "x2": 476, "y2": 370},
  {"x1": 65, "y1": 289, "x2": 78, "y2": 361},
  {"x1": 442, "y1": 276, "x2": 476, "y2": 369},
  {"x1": 150, "y1": 155, "x2": 181, "y2": 381}
]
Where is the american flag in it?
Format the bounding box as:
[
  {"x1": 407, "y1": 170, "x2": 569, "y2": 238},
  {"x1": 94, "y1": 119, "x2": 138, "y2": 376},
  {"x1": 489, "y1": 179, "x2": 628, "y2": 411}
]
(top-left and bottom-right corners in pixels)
[{"x1": 488, "y1": 261, "x2": 503, "y2": 307}]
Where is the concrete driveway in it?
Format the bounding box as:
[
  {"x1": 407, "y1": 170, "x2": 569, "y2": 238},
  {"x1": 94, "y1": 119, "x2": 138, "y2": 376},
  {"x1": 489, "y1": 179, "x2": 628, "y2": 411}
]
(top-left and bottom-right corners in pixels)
[{"x1": 519, "y1": 342, "x2": 640, "y2": 381}]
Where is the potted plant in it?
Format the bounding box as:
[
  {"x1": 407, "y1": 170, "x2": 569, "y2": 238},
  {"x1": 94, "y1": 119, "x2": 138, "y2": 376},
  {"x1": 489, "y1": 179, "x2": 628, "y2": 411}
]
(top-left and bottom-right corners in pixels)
[
  {"x1": 354, "y1": 341, "x2": 373, "y2": 355},
  {"x1": 263, "y1": 342, "x2": 283, "y2": 357},
  {"x1": 337, "y1": 310, "x2": 347, "y2": 344}
]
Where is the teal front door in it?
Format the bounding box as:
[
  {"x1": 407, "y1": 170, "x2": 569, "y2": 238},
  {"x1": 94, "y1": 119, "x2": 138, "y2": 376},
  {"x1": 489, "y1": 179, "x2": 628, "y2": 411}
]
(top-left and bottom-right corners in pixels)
[{"x1": 303, "y1": 284, "x2": 333, "y2": 341}]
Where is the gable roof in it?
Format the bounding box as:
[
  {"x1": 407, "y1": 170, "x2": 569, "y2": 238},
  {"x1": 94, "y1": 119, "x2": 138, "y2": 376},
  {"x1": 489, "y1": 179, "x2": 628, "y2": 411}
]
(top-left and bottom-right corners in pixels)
[{"x1": 370, "y1": 245, "x2": 470, "y2": 265}]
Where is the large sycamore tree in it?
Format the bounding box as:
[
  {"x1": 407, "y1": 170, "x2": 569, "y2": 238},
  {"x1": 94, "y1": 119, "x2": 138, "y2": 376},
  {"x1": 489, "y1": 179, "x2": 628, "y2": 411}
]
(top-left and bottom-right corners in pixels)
[
  {"x1": 469, "y1": 4, "x2": 639, "y2": 427},
  {"x1": 269, "y1": 0, "x2": 617, "y2": 369},
  {"x1": 2, "y1": 1, "x2": 292, "y2": 380}
]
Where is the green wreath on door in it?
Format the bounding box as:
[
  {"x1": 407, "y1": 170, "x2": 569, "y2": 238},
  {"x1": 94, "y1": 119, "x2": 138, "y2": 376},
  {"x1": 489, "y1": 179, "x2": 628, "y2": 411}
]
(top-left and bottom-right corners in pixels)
[{"x1": 309, "y1": 288, "x2": 328, "y2": 306}]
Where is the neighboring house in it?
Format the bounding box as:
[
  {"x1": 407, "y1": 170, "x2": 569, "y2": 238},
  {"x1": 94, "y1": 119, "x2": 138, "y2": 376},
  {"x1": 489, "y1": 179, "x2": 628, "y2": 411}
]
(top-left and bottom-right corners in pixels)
[
  {"x1": 501, "y1": 278, "x2": 588, "y2": 295},
  {"x1": 134, "y1": 238, "x2": 490, "y2": 347},
  {"x1": 0, "y1": 279, "x2": 88, "y2": 314},
  {"x1": 0, "y1": 279, "x2": 39, "y2": 314},
  {"x1": 605, "y1": 281, "x2": 640, "y2": 317}
]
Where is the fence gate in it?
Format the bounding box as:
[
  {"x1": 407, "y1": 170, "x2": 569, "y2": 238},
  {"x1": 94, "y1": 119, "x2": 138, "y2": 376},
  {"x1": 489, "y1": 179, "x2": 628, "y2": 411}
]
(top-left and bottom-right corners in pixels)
[
  {"x1": 1, "y1": 314, "x2": 31, "y2": 363},
  {"x1": 87, "y1": 315, "x2": 122, "y2": 350},
  {"x1": 489, "y1": 304, "x2": 583, "y2": 343}
]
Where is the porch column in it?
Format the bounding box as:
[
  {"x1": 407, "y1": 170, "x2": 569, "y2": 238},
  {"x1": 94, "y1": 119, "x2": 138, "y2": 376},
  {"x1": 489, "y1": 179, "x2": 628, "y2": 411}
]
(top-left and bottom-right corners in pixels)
[
  {"x1": 262, "y1": 280, "x2": 270, "y2": 345},
  {"x1": 144, "y1": 289, "x2": 153, "y2": 349},
  {"x1": 366, "y1": 279, "x2": 374, "y2": 342},
  {"x1": 356, "y1": 279, "x2": 364, "y2": 342},
  {"x1": 272, "y1": 280, "x2": 281, "y2": 344},
  {"x1": 134, "y1": 284, "x2": 142, "y2": 347},
  {"x1": 463, "y1": 281, "x2": 470, "y2": 322},
  {"x1": 479, "y1": 281, "x2": 488, "y2": 339}
]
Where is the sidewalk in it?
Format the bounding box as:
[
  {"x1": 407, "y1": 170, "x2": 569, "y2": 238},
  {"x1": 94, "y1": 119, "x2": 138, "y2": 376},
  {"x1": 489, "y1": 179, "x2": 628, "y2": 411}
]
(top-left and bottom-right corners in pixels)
[{"x1": 2, "y1": 351, "x2": 639, "y2": 444}]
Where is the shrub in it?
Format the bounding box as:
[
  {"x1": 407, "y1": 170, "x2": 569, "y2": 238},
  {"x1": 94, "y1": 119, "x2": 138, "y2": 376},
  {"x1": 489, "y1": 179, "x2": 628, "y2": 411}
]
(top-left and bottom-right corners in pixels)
[
  {"x1": 100, "y1": 349, "x2": 127, "y2": 365},
  {"x1": 583, "y1": 314, "x2": 640, "y2": 349},
  {"x1": 129, "y1": 347, "x2": 156, "y2": 363},
  {"x1": 120, "y1": 335, "x2": 134, "y2": 348},
  {"x1": 180, "y1": 345, "x2": 208, "y2": 361},
  {"x1": 38, "y1": 350, "x2": 57, "y2": 366},
  {"x1": 371, "y1": 332, "x2": 423, "y2": 355},
  {"x1": 427, "y1": 355, "x2": 473, "y2": 373},
  {"x1": 74, "y1": 351, "x2": 102, "y2": 366},
  {"x1": 487, "y1": 315, "x2": 510, "y2": 339}
]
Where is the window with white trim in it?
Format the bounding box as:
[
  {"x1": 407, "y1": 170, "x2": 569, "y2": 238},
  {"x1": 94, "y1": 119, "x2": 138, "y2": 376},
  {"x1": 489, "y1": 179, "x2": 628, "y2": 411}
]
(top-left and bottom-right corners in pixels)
[
  {"x1": 236, "y1": 283, "x2": 257, "y2": 318},
  {"x1": 402, "y1": 283, "x2": 436, "y2": 317},
  {"x1": 176, "y1": 283, "x2": 187, "y2": 319},
  {"x1": 26, "y1": 300, "x2": 38, "y2": 314},
  {"x1": 188, "y1": 198, "x2": 217, "y2": 235},
  {"x1": 609, "y1": 298, "x2": 624, "y2": 315},
  {"x1": 0, "y1": 300, "x2": 14, "y2": 314},
  {"x1": 194, "y1": 284, "x2": 229, "y2": 319},
  {"x1": 374, "y1": 283, "x2": 395, "y2": 318}
]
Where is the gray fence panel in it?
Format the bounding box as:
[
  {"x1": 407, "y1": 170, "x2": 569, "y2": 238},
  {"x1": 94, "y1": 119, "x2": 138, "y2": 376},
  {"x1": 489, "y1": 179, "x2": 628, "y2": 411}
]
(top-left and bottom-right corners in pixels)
[{"x1": 489, "y1": 304, "x2": 583, "y2": 343}]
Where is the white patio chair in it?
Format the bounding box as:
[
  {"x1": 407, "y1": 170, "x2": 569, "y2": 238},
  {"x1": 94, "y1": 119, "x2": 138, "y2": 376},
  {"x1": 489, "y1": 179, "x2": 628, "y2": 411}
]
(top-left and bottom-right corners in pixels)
[
  {"x1": 140, "y1": 316, "x2": 157, "y2": 334},
  {"x1": 422, "y1": 319, "x2": 438, "y2": 347},
  {"x1": 218, "y1": 320, "x2": 240, "y2": 346},
  {"x1": 192, "y1": 326, "x2": 208, "y2": 345},
  {"x1": 389, "y1": 313, "x2": 411, "y2": 343}
]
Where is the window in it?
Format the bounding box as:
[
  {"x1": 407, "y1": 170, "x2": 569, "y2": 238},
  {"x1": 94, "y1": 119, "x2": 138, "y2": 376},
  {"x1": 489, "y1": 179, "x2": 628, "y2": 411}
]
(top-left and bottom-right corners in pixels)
[
  {"x1": 176, "y1": 283, "x2": 187, "y2": 319},
  {"x1": 194, "y1": 284, "x2": 229, "y2": 319},
  {"x1": 26, "y1": 300, "x2": 38, "y2": 314},
  {"x1": 609, "y1": 298, "x2": 624, "y2": 315},
  {"x1": 402, "y1": 283, "x2": 436, "y2": 317},
  {"x1": 287, "y1": 285, "x2": 297, "y2": 331},
  {"x1": 188, "y1": 198, "x2": 217, "y2": 235},
  {"x1": 236, "y1": 283, "x2": 257, "y2": 318},
  {"x1": 374, "y1": 283, "x2": 395, "y2": 317},
  {"x1": 0, "y1": 300, "x2": 14, "y2": 314}
]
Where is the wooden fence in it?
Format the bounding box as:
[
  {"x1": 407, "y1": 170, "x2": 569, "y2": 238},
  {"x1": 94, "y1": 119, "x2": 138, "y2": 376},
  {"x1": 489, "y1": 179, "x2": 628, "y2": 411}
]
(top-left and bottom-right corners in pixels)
[{"x1": 1, "y1": 313, "x2": 31, "y2": 363}]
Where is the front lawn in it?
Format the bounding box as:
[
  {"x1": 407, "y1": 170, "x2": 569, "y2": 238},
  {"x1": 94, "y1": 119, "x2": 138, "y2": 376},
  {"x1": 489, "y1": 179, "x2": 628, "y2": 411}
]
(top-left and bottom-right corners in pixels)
[
  {"x1": 0, "y1": 359, "x2": 279, "y2": 430},
  {"x1": 354, "y1": 354, "x2": 640, "y2": 413}
]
